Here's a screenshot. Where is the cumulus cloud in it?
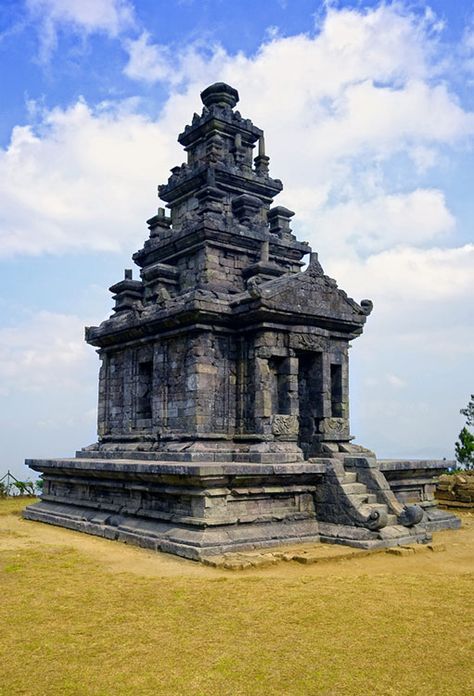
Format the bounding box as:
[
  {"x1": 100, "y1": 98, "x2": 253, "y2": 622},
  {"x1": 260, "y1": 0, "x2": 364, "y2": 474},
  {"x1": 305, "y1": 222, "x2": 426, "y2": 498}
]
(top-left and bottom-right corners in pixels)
[
  {"x1": 3, "y1": 3, "x2": 473, "y2": 262},
  {"x1": 342, "y1": 242, "x2": 474, "y2": 458},
  {"x1": 0, "y1": 311, "x2": 96, "y2": 395},
  {"x1": 120, "y1": 3, "x2": 473, "y2": 265},
  {"x1": 26, "y1": 0, "x2": 135, "y2": 61},
  {"x1": 0, "y1": 311, "x2": 100, "y2": 478},
  {"x1": 309, "y1": 189, "x2": 455, "y2": 259},
  {"x1": 0, "y1": 98, "x2": 176, "y2": 256},
  {"x1": 329, "y1": 244, "x2": 474, "y2": 306},
  {"x1": 123, "y1": 31, "x2": 176, "y2": 84},
  {"x1": 124, "y1": 3, "x2": 438, "y2": 88},
  {"x1": 324, "y1": 240, "x2": 474, "y2": 458}
]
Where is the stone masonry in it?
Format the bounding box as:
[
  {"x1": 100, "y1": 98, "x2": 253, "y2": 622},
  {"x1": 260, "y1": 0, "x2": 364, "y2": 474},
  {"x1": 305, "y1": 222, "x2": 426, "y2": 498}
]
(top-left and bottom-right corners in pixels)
[{"x1": 24, "y1": 83, "x2": 460, "y2": 559}]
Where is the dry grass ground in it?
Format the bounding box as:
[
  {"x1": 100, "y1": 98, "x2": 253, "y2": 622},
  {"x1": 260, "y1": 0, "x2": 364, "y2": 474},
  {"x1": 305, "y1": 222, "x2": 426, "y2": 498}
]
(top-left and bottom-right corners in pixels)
[{"x1": 0, "y1": 498, "x2": 473, "y2": 696}]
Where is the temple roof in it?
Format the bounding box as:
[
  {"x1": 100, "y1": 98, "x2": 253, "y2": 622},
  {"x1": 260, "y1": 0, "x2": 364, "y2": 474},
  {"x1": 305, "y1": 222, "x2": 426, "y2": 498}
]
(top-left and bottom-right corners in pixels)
[{"x1": 86, "y1": 83, "x2": 373, "y2": 346}]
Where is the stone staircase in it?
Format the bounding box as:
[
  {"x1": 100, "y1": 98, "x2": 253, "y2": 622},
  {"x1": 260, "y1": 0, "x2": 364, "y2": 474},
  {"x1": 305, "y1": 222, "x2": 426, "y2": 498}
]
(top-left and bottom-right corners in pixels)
[
  {"x1": 315, "y1": 459, "x2": 430, "y2": 549},
  {"x1": 341, "y1": 471, "x2": 399, "y2": 526}
]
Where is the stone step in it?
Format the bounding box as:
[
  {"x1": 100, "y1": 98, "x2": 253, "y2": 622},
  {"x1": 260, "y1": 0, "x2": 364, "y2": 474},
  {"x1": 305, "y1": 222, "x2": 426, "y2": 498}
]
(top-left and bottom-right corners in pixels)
[
  {"x1": 351, "y1": 493, "x2": 378, "y2": 505},
  {"x1": 341, "y1": 482, "x2": 367, "y2": 495},
  {"x1": 343, "y1": 472, "x2": 357, "y2": 484},
  {"x1": 387, "y1": 514, "x2": 398, "y2": 526}
]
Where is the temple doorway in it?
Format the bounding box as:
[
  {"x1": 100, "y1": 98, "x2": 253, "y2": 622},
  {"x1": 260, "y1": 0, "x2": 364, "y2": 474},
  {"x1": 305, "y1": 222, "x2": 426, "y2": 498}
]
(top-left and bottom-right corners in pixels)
[{"x1": 297, "y1": 352, "x2": 324, "y2": 458}]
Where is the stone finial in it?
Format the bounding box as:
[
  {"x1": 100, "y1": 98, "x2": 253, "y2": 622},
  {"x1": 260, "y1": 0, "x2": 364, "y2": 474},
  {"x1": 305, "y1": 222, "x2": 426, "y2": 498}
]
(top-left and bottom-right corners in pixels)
[
  {"x1": 146, "y1": 207, "x2": 172, "y2": 238},
  {"x1": 232, "y1": 194, "x2": 263, "y2": 224},
  {"x1": 254, "y1": 135, "x2": 270, "y2": 175},
  {"x1": 268, "y1": 206, "x2": 295, "y2": 235},
  {"x1": 307, "y1": 252, "x2": 324, "y2": 277},
  {"x1": 109, "y1": 272, "x2": 143, "y2": 313},
  {"x1": 200, "y1": 82, "x2": 239, "y2": 109}
]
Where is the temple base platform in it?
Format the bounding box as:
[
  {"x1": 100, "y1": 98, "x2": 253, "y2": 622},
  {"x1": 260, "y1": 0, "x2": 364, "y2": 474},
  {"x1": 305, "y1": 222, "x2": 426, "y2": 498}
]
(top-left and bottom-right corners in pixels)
[{"x1": 23, "y1": 455, "x2": 460, "y2": 560}]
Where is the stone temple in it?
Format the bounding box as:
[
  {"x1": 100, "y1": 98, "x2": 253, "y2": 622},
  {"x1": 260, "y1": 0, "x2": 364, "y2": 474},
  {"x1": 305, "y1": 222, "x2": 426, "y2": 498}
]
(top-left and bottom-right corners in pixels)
[{"x1": 24, "y1": 83, "x2": 460, "y2": 559}]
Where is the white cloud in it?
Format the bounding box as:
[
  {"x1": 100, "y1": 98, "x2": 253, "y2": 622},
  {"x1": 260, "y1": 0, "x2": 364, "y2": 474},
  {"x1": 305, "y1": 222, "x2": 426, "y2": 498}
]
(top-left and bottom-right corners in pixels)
[
  {"x1": 123, "y1": 31, "x2": 176, "y2": 84},
  {"x1": 121, "y1": 3, "x2": 474, "y2": 235},
  {"x1": 343, "y1": 243, "x2": 474, "y2": 458},
  {"x1": 308, "y1": 189, "x2": 455, "y2": 258},
  {"x1": 328, "y1": 244, "x2": 474, "y2": 306},
  {"x1": 124, "y1": 3, "x2": 438, "y2": 88},
  {"x1": 410, "y1": 145, "x2": 438, "y2": 173},
  {"x1": 0, "y1": 311, "x2": 100, "y2": 479},
  {"x1": 0, "y1": 311, "x2": 96, "y2": 394},
  {"x1": 3, "y1": 3, "x2": 473, "y2": 260},
  {"x1": 27, "y1": 0, "x2": 134, "y2": 33},
  {"x1": 326, "y1": 241, "x2": 473, "y2": 458},
  {"x1": 0, "y1": 99, "x2": 177, "y2": 256},
  {"x1": 27, "y1": 0, "x2": 135, "y2": 61}
]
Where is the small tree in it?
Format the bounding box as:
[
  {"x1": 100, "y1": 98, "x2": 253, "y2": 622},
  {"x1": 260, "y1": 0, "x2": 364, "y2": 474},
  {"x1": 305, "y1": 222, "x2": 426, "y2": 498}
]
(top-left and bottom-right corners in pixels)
[
  {"x1": 460, "y1": 394, "x2": 474, "y2": 427},
  {"x1": 455, "y1": 428, "x2": 474, "y2": 470},
  {"x1": 455, "y1": 396, "x2": 474, "y2": 470}
]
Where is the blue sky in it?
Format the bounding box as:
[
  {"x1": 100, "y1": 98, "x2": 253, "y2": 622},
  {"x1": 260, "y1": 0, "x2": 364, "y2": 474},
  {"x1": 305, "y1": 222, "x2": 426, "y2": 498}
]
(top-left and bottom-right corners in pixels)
[{"x1": 0, "y1": 0, "x2": 473, "y2": 479}]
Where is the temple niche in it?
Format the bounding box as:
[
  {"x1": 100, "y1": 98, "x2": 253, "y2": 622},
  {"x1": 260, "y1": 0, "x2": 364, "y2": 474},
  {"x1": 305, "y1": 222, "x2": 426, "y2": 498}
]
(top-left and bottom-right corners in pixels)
[{"x1": 24, "y1": 83, "x2": 459, "y2": 560}]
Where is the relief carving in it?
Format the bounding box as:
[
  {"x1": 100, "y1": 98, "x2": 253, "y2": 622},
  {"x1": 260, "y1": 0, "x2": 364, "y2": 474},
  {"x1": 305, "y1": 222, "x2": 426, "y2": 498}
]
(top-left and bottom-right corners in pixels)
[
  {"x1": 272, "y1": 414, "x2": 299, "y2": 436},
  {"x1": 290, "y1": 333, "x2": 327, "y2": 351},
  {"x1": 320, "y1": 418, "x2": 348, "y2": 435}
]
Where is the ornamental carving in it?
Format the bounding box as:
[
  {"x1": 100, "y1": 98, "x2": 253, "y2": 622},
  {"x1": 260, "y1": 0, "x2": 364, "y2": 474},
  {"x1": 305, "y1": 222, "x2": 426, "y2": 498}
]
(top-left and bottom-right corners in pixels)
[
  {"x1": 320, "y1": 418, "x2": 348, "y2": 435},
  {"x1": 290, "y1": 333, "x2": 327, "y2": 352},
  {"x1": 272, "y1": 414, "x2": 299, "y2": 436}
]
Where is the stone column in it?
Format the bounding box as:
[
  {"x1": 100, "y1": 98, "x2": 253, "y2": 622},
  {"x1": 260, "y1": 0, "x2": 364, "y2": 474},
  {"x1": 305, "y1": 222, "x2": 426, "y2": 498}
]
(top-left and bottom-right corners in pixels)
[
  {"x1": 97, "y1": 353, "x2": 107, "y2": 438},
  {"x1": 318, "y1": 344, "x2": 351, "y2": 443},
  {"x1": 253, "y1": 356, "x2": 273, "y2": 436}
]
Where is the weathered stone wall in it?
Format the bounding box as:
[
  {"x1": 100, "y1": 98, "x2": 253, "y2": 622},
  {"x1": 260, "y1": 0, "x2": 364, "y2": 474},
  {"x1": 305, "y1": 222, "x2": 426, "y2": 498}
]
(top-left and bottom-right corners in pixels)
[
  {"x1": 39, "y1": 464, "x2": 322, "y2": 529},
  {"x1": 98, "y1": 330, "x2": 241, "y2": 442},
  {"x1": 96, "y1": 324, "x2": 351, "y2": 457}
]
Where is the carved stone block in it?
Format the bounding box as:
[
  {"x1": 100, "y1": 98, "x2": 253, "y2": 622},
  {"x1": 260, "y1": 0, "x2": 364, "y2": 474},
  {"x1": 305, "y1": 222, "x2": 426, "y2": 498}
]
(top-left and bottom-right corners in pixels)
[{"x1": 271, "y1": 414, "x2": 299, "y2": 436}]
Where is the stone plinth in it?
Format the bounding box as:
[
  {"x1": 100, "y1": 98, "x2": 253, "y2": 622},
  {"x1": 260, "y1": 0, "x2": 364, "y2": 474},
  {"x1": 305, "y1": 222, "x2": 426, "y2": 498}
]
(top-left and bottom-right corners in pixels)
[{"x1": 24, "y1": 458, "x2": 325, "y2": 559}]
